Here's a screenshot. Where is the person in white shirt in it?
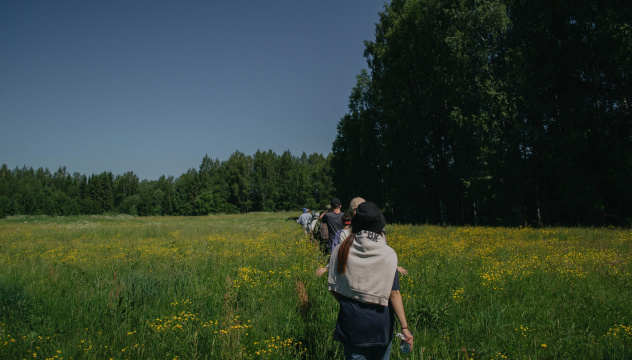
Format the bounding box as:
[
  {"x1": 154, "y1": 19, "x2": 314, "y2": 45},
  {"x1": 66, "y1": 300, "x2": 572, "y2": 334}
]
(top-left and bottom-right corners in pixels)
[{"x1": 296, "y1": 208, "x2": 312, "y2": 234}]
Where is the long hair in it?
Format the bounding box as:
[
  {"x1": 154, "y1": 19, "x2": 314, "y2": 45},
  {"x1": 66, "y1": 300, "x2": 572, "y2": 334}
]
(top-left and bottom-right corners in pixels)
[{"x1": 336, "y1": 232, "x2": 356, "y2": 274}]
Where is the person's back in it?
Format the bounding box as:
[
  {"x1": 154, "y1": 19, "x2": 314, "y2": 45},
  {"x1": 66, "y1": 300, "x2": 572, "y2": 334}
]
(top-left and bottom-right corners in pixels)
[
  {"x1": 322, "y1": 198, "x2": 344, "y2": 253},
  {"x1": 327, "y1": 201, "x2": 414, "y2": 358},
  {"x1": 308, "y1": 211, "x2": 319, "y2": 237},
  {"x1": 297, "y1": 209, "x2": 312, "y2": 233}
]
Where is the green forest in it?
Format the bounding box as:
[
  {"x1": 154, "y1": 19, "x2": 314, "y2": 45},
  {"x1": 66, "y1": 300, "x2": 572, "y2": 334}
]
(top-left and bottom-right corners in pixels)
[
  {"x1": 3, "y1": 0, "x2": 631, "y2": 226},
  {"x1": 332, "y1": 0, "x2": 631, "y2": 226},
  {"x1": 0, "y1": 151, "x2": 333, "y2": 217}
]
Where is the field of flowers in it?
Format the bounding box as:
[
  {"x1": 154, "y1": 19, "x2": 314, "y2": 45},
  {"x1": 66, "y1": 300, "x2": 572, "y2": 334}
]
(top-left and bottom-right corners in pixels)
[{"x1": 0, "y1": 214, "x2": 630, "y2": 359}]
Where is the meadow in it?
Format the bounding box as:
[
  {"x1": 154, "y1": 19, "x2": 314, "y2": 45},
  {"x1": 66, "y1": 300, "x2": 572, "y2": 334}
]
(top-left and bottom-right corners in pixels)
[{"x1": 0, "y1": 214, "x2": 630, "y2": 360}]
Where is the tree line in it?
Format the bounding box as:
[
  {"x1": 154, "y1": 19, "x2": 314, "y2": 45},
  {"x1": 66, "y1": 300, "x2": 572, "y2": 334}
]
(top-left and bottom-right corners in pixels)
[
  {"x1": 332, "y1": 0, "x2": 631, "y2": 226},
  {"x1": 0, "y1": 150, "x2": 333, "y2": 218}
]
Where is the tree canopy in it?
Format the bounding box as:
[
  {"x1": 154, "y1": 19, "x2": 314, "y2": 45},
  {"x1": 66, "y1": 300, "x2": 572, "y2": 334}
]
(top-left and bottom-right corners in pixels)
[
  {"x1": 332, "y1": 0, "x2": 631, "y2": 226},
  {"x1": 0, "y1": 151, "x2": 333, "y2": 217}
]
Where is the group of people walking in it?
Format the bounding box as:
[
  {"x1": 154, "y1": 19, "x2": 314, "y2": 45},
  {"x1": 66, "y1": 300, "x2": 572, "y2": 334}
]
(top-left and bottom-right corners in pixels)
[{"x1": 297, "y1": 197, "x2": 414, "y2": 360}]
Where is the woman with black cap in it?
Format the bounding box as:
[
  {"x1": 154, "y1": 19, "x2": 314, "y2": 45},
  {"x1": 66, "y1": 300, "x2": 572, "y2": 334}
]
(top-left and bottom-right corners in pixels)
[{"x1": 327, "y1": 201, "x2": 413, "y2": 359}]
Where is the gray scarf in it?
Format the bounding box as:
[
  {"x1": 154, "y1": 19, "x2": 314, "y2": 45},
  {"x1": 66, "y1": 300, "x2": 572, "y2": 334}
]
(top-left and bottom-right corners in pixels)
[{"x1": 328, "y1": 230, "x2": 398, "y2": 306}]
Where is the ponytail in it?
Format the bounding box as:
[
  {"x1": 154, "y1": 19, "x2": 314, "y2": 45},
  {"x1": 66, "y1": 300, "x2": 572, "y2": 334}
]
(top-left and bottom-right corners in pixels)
[{"x1": 336, "y1": 233, "x2": 356, "y2": 274}]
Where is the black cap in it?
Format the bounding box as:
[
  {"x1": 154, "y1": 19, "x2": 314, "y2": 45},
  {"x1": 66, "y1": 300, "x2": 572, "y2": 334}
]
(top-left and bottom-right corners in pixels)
[
  {"x1": 351, "y1": 202, "x2": 385, "y2": 234},
  {"x1": 330, "y1": 198, "x2": 341, "y2": 207}
]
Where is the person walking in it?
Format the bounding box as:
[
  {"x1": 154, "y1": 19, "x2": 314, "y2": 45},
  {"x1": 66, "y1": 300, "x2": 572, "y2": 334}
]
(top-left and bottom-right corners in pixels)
[
  {"x1": 308, "y1": 211, "x2": 320, "y2": 241},
  {"x1": 297, "y1": 208, "x2": 312, "y2": 234},
  {"x1": 319, "y1": 198, "x2": 344, "y2": 253},
  {"x1": 327, "y1": 201, "x2": 413, "y2": 359}
]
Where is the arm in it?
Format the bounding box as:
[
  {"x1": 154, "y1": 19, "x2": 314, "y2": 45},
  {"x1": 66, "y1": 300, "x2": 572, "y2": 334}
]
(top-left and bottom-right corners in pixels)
[{"x1": 390, "y1": 290, "x2": 413, "y2": 348}]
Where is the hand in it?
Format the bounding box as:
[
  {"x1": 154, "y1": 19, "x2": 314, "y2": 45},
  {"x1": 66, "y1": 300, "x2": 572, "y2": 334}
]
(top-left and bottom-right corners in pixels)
[
  {"x1": 401, "y1": 328, "x2": 413, "y2": 348},
  {"x1": 315, "y1": 267, "x2": 328, "y2": 277},
  {"x1": 397, "y1": 266, "x2": 408, "y2": 275}
]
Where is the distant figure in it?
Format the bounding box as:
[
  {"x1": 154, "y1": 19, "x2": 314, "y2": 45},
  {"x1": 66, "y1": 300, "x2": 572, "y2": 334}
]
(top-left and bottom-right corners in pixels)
[
  {"x1": 297, "y1": 208, "x2": 312, "y2": 234},
  {"x1": 317, "y1": 205, "x2": 332, "y2": 242},
  {"x1": 319, "y1": 198, "x2": 344, "y2": 254},
  {"x1": 308, "y1": 211, "x2": 320, "y2": 240}
]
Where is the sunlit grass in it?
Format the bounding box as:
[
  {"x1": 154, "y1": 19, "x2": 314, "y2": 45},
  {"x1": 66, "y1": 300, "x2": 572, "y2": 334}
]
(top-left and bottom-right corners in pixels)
[
  {"x1": 1, "y1": 215, "x2": 630, "y2": 359},
  {"x1": 388, "y1": 225, "x2": 632, "y2": 359}
]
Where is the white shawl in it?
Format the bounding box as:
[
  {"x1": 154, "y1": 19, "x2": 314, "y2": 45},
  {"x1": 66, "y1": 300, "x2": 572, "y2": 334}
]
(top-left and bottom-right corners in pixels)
[{"x1": 327, "y1": 230, "x2": 398, "y2": 306}]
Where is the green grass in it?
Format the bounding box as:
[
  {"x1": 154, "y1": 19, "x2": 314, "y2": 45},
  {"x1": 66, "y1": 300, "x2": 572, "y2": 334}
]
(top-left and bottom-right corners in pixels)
[{"x1": 1, "y1": 215, "x2": 631, "y2": 359}]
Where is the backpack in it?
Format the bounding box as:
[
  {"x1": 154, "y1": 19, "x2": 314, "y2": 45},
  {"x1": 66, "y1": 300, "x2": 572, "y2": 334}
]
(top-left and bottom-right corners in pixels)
[{"x1": 319, "y1": 221, "x2": 329, "y2": 242}]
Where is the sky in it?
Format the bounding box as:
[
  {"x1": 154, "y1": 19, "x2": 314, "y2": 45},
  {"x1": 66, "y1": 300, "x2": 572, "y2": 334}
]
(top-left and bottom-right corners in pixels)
[{"x1": 1, "y1": 0, "x2": 387, "y2": 181}]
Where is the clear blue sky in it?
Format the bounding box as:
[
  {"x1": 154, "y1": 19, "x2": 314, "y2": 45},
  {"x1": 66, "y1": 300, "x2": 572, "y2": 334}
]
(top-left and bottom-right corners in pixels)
[{"x1": 1, "y1": 0, "x2": 386, "y2": 180}]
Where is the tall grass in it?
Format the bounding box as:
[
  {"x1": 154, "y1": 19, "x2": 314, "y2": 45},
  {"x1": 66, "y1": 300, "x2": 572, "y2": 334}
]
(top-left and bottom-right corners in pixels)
[
  {"x1": 0, "y1": 215, "x2": 630, "y2": 359},
  {"x1": 388, "y1": 225, "x2": 632, "y2": 359}
]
